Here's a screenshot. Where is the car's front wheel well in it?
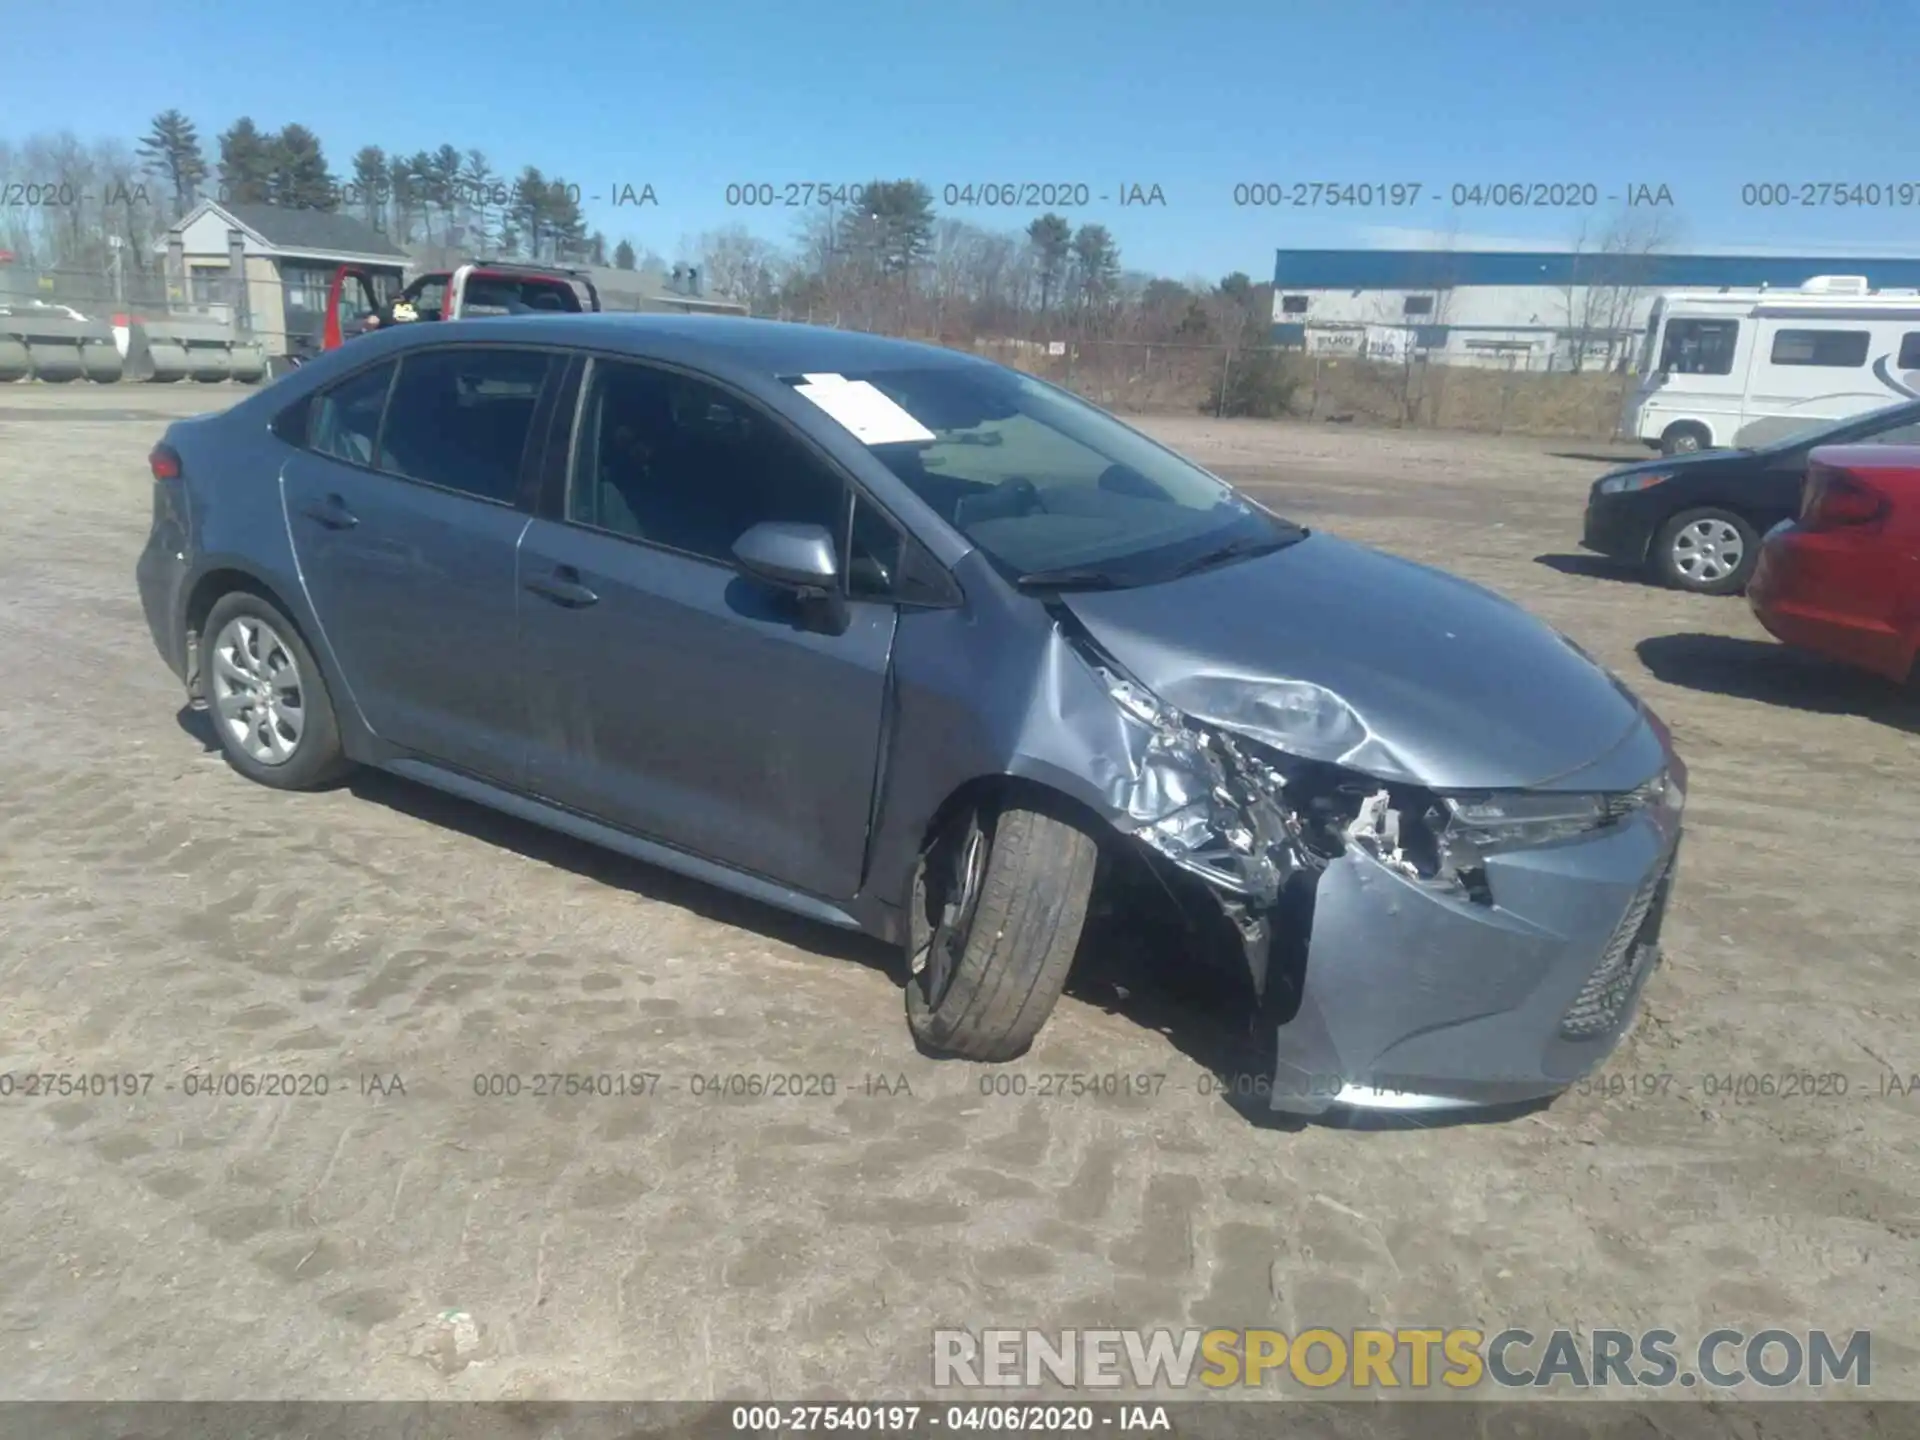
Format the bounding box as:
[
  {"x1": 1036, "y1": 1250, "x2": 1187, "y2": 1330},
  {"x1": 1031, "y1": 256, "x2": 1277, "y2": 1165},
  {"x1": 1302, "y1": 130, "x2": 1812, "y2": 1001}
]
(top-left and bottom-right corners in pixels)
[
  {"x1": 911, "y1": 772, "x2": 1254, "y2": 985},
  {"x1": 914, "y1": 776, "x2": 1114, "y2": 872},
  {"x1": 908, "y1": 774, "x2": 1121, "y2": 932}
]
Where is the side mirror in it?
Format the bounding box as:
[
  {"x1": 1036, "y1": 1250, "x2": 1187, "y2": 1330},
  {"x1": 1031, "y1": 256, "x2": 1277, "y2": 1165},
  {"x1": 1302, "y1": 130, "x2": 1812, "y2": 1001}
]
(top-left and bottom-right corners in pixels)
[
  {"x1": 733, "y1": 520, "x2": 840, "y2": 591},
  {"x1": 732, "y1": 521, "x2": 848, "y2": 633}
]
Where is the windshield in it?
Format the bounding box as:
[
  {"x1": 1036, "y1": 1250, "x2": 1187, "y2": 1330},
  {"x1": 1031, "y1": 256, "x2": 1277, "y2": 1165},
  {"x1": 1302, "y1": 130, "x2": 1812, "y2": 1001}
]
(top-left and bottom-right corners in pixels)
[
  {"x1": 1751, "y1": 398, "x2": 1920, "y2": 455},
  {"x1": 794, "y1": 365, "x2": 1302, "y2": 587}
]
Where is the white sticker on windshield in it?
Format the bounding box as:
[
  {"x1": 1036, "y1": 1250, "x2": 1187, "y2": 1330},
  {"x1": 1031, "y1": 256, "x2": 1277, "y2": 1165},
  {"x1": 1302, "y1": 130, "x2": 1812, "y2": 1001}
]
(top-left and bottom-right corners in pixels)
[{"x1": 794, "y1": 372, "x2": 936, "y2": 445}]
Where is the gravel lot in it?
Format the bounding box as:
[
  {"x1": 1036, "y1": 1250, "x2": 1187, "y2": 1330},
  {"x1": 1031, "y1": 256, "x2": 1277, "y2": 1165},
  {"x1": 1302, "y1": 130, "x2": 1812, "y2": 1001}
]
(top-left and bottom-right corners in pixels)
[{"x1": 1, "y1": 383, "x2": 1915, "y2": 1403}]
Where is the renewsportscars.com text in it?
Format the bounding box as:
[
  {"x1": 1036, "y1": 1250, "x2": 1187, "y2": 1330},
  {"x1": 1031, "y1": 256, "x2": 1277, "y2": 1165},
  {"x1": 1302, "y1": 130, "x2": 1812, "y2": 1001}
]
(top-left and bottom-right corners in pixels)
[{"x1": 932, "y1": 1327, "x2": 1872, "y2": 1390}]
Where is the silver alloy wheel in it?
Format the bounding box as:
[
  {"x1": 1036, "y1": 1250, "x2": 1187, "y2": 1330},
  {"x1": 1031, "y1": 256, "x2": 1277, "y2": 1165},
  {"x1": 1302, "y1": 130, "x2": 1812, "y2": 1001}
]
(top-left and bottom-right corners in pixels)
[
  {"x1": 209, "y1": 615, "x2": 306, "y2": 765},
  {"x1": 1669, "y1": 517, "x2": 1745, "y2": 585},
  {"x1": 911, "y1": 814, "x2": 989, "y2": 1012}
]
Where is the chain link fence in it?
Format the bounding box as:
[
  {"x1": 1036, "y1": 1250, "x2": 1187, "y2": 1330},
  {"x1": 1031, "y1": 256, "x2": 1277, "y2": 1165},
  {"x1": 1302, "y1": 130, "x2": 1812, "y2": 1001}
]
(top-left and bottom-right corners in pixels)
[{"x1": 0, "y1": 260, "x2": 246, "y2": 326}]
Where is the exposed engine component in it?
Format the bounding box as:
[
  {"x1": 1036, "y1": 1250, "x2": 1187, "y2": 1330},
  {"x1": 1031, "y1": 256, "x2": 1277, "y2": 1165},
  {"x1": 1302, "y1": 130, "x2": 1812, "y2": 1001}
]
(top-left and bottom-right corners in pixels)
[
  {"x1": 1103, "y1": 667, "x2": 1439, "y2": 872},
  {"x1": 1077, "y1": 627, "x2": 1679, "y2": 999},
  {"x1": 1094, "y1": 665, "x2": 1492, "y2": 966}
]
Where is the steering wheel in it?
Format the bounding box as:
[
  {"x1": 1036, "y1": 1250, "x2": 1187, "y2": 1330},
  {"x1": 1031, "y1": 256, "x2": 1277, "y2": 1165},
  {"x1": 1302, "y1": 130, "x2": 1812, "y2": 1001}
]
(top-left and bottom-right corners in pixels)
[{"x1": 1001, "y1": 476, "x2": 1044, "y2": 515}]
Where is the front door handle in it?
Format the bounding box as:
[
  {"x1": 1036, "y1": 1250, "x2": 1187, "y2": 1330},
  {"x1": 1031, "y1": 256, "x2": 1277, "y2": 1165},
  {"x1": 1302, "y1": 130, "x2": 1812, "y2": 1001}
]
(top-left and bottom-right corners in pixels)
[
  {"x1": 300, "y1": 495, "x2": 359, "y2": 530},
  {"x1": 524, "y1": 566, "x2": 599, "y2": 608}
]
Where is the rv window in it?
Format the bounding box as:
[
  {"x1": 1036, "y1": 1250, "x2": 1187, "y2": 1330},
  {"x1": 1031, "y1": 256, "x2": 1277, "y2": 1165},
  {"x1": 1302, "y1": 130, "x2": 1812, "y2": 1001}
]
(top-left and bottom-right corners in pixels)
[
  {"x1": 1898, "y1": 333, "x2": 1920, "y2": 369},
  {"x1": 1770, "y1": 329, "x2": 1869, "y2": 368},
  {"x1": 1658, "y1": 319, "x2": 1738, "y2": 376},
  {"x1": 1403, "y1": 296, "x2": 1434, "y2": 316},
  {"x1": 1281, "y1": 295, "x2": 1309, "y2": 314}
]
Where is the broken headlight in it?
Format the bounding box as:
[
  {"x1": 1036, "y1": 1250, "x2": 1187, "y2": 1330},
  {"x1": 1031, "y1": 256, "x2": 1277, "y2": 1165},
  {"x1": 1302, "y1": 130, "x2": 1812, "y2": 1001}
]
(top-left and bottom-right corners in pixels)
[
  {"x1": 1438, "y1": 791, "x2": 1612, "y2": 870},
  {"x1": 1437, "y1": 772, "x2": 1680, "y2": 874}
]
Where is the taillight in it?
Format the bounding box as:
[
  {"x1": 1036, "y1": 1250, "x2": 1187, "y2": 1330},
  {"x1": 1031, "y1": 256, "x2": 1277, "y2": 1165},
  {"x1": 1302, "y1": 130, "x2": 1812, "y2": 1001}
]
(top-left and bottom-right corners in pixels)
[
  {"x1": 149, "y1": 444, "x2": 182, "y2": 481},
  {"x1": 1800, "y1": 466, "x2": 1886, "y2": 529}
]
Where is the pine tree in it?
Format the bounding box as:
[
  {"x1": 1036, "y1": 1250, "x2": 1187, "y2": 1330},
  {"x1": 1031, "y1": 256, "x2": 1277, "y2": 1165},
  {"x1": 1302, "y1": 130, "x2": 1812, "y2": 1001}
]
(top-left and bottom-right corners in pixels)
[
  {"x1": 217, "y1": 117, "x2": 274, "y2": 205},
  {"x1": 136, "y1": 109, "x2": 208, "y2": 219}
]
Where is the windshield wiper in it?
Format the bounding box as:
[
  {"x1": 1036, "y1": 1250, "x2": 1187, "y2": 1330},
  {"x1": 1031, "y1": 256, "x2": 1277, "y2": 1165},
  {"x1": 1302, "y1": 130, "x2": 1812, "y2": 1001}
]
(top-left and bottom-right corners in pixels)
[
  {"x1": 1013, "y1": 566, "x2": 1126, "y2": 591},
  {"x1": 1168, "y1": 533, "x2": 1297, "y2": 579}
]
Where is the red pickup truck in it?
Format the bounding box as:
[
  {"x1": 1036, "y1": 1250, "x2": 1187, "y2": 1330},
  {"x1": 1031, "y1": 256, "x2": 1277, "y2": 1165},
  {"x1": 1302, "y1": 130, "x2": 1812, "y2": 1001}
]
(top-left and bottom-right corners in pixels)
[{"x1": 314, "y1": 260, "x2": 601, "y2": 353}]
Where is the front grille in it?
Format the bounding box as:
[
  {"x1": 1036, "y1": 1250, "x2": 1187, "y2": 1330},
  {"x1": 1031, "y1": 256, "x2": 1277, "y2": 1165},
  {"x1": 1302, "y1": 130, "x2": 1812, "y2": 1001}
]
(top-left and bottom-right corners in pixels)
[{"x1": 1560, "y1": 852, "x2": 1675, "y2": 1040}]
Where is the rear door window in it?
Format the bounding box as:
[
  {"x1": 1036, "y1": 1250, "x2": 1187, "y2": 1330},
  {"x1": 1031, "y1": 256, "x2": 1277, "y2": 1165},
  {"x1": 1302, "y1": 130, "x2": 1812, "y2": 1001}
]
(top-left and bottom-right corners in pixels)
[{"x1": 376, "y1": 347, "x2": 556, "y2": 504}]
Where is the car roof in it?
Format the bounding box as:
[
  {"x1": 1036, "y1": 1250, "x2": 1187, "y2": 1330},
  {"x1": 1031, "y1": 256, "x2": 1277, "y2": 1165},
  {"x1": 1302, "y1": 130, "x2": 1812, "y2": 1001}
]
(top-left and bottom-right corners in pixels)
[{"x1": 390, "y1": 312, "x2": 995, "y2": 381}]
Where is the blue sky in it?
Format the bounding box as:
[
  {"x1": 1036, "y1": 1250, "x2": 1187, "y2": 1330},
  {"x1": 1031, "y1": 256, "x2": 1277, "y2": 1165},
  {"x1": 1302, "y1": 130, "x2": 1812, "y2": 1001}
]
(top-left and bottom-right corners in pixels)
[{"x1": 7, "y1": 0, "x2": 1919, "y2": 281}]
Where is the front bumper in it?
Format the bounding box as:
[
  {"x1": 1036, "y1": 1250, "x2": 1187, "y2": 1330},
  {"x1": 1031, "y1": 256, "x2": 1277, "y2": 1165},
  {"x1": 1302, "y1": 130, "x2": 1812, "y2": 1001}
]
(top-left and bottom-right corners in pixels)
[
  {"x1": 1579, "y1": 493, "x2": 1654, "y2": 563},
  {"x1": 1266, "y1": 779, "x2": 1684, "y2": 1116}
]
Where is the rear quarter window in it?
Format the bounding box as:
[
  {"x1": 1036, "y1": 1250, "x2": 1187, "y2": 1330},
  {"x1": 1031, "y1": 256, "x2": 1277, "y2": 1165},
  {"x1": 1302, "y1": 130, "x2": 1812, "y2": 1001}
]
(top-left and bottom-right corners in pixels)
[{"x1": 306, "y1": 360, "x2": 397, "y2": 467}]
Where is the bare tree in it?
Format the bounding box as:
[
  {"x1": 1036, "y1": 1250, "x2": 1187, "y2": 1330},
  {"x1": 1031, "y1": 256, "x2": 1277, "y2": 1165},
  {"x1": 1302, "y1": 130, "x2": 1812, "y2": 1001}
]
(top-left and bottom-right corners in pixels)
[
  {"x1": 1559, "y1": 208, "x2": 1679, "y2": 373},
  {"x1": 691, "y1": 225, "x2": 781, "y2": 311}
]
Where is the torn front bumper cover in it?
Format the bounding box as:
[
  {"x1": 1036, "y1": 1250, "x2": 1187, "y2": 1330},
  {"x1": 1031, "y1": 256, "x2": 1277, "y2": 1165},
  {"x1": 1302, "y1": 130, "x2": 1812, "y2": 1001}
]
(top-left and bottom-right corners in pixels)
[{"x1": 1091, "y1": 668, "x2": 1685, "y2": 1116}]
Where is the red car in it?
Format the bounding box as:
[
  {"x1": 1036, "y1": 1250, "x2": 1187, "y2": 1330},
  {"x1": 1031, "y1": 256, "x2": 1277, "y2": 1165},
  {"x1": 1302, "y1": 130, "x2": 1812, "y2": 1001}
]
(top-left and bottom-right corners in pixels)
[{"x1": 1748, "y1": 444, "x2": 1920, "y2": 683}]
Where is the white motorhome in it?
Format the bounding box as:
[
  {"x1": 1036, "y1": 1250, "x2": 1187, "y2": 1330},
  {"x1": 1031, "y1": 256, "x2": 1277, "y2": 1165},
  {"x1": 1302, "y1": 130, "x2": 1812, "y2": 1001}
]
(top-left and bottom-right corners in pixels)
[{"x1": 1622, "y1": 276, "x2": 1920, "y2": 453}]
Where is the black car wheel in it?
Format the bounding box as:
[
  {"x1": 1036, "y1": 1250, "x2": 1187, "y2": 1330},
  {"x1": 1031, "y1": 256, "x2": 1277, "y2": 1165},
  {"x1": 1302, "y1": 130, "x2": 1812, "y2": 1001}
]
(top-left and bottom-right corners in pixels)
[
  {"x1": 201, "y1": 591, "x2": 353, "y2": 790},
  {"x1": 1653, "y1": 507, "x2": 1761, "y2": 595},
  {"x1": 905, "y1": 799, "x2": 1098, "y2": 1062},
  {"x1": 1659, "y1": 422, "x2": 1710, "y2": 456}
]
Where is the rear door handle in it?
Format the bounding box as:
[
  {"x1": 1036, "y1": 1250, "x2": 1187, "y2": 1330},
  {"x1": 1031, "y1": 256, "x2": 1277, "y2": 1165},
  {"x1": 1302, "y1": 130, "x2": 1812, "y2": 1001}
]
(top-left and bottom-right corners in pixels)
[
  {"x1": 300, "y1": 495, "x2": 358, "y2": 530},
  {"x1": 524, "y1": 566, "x2": 599, "y2": 608}
]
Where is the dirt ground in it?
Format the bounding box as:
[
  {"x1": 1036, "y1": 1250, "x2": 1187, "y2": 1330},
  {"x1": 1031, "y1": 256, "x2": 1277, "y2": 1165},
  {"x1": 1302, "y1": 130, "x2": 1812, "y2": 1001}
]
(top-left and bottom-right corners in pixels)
[{"x1": 0, "y1": 384, "x2": 1915, "y2": 1403}]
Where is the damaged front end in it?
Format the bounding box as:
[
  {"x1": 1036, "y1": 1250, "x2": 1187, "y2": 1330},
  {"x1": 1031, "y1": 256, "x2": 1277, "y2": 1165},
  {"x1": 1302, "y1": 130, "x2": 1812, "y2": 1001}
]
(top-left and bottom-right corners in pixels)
[
  {"x1": 1078, "y1": 644, "x2": 1685, "y2": 1118},
  {"x1": 1095, "y1": 663, "x2": 1468, "y2": 993}
]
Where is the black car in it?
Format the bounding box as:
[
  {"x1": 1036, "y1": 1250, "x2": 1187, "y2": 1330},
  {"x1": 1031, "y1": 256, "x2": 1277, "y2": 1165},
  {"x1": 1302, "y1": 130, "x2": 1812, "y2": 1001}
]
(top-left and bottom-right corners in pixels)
[{"x1": 1580, "y1": 398, "x2": 1920, "y2": 594}]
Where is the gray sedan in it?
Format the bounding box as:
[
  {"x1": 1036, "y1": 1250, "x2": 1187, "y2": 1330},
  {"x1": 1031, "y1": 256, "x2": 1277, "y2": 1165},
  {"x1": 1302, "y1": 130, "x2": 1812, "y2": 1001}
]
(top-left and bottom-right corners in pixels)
[{"x1": 136, "y1": 314, "x2": 1685, "y2": 1117}]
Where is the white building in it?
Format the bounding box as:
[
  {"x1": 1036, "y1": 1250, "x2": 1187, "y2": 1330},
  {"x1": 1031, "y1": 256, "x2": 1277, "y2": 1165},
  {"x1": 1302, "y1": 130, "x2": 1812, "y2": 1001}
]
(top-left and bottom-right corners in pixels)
[{"x1": 1270, "y1": 248, "x2": 1920, "y2": 372}]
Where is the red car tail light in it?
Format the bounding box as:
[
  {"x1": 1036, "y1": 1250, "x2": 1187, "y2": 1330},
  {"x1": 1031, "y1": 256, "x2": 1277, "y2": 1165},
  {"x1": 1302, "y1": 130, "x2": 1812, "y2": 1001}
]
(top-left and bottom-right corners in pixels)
[
  {"x1": 149, "y1": 444, "x2": 182, "y2": 481},
  {"x1": 1799, "y1": 465, "x2": 1886, "y2": 530}
]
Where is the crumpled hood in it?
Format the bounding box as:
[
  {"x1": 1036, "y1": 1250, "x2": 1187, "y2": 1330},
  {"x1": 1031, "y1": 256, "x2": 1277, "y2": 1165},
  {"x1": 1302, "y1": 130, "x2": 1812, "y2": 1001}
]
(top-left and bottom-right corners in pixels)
[{"x1": 1059, "y1": 531, "x2": 1649, "y2": 791}]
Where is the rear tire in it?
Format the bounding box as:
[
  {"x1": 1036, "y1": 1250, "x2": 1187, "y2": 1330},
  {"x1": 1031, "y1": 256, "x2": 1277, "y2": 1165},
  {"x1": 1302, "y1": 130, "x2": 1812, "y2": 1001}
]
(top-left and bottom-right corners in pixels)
[
  {"x1": 201, "y1": 591, "x2": 353, "y2": 790},
  {"x1": 1660, "y1": 422, "x2": 1710, "y2": 456},
  {"x1": 905, "y1": 799, "x2": 1099, "y2": 1062},
  {"x1": 1653, "y1": 507, "x2": 1760, "y2": 595}
]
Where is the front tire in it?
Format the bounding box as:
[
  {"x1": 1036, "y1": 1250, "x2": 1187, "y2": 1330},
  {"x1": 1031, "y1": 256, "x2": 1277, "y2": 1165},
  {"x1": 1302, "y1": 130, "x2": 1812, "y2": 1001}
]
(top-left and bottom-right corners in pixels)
[
  {"x1": 1653, "y1": 507, "x2": 1760, "y2": 595},
  {"x1": 202, "y1": 591, "x2": 352, "y2": 790},
  {"x1": 905, "y1": 800, "x2": 1098, "y2": 1062}
]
